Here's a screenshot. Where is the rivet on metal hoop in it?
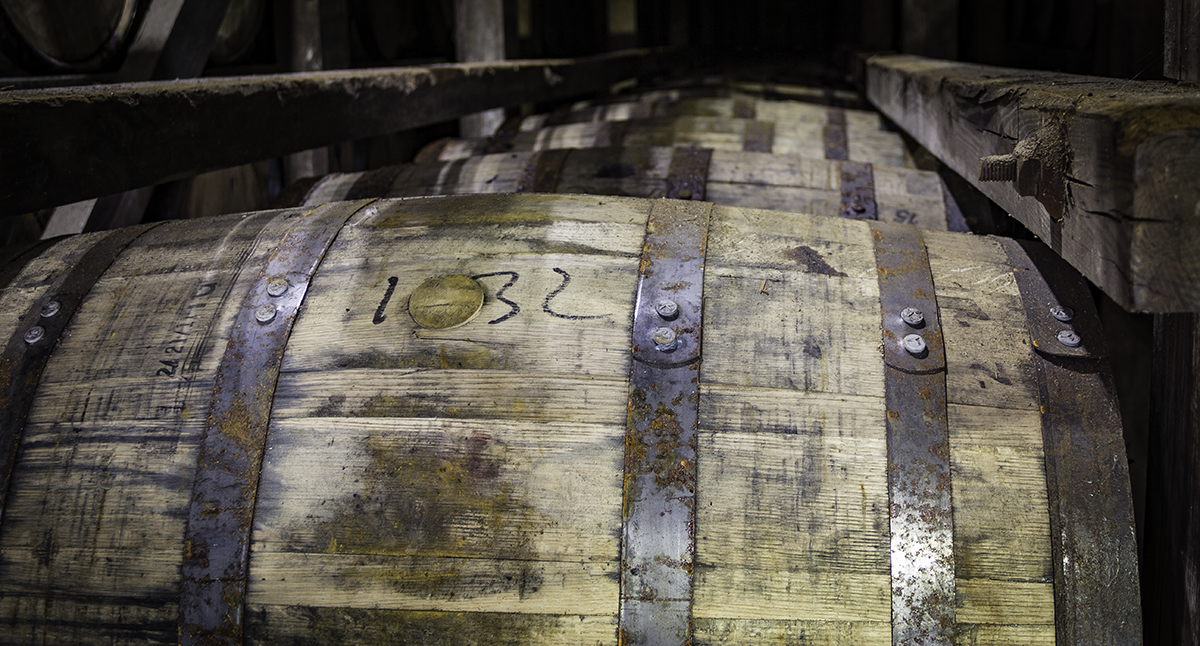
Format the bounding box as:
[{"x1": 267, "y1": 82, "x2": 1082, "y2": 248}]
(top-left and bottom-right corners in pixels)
[
  {"x1": 901, "y1": 307, "x2": 925, "y2": 327},
  {"x1": 655, "y1": 299, "x2": 679, "y2": 320},
  {"x1": 266, "y1": 278, "x2": 290, "y2": 297},
  {"x1": 1057, "y1": 329, "x2": 1081, "y2": 347},
  {"x1": 255, "y1": 304, "x2": 277, "y2": 325},
  {"x1": 902, "y1": 333, "x2": 927, "y2": 356},
  {"x1": 1050, "y1": 305, "x2": 1074, "y2": 322},
  {"x1": 24, "y1": 326, "x2": 45, "y2": 344},
  {"x1": 652, "y1": 327, "x2": 679, "y2": 352}
]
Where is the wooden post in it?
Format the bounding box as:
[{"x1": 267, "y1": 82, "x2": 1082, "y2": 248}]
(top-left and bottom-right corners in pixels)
[
  {"x1": 285, "y1": 0, "x2": 331, "y2": 182},
  {"x1": 668, "y1": 0, "x2": 688, "y2": 47},
  {"x1": 860, "y1": 0, "x2": 896, "y2": 51},
  {"x1": 901, "y1": 0, "x2": 957, "y2": 60},
  {"x1": 1146, "y1": 6, "x2": 1200, "y2": 639},
  {"x1": 42, "y1": 0, "x2": 232, "y2": 236},
  {"x1": 1144, "y1": 314, "x2": 1200, "y2": 646},
  {"x1": 1165, "y1": 0, "x2": 1200, "y2": 81},
  {"x1": 117, "y1": 0, "x2": 187, "y2": 81},
  {"x1": 608, "y1": 0, "x2": 638, "y2": 50},
  {"x1": 456, "y1": 0, "x2": 506, "y2": 138}
]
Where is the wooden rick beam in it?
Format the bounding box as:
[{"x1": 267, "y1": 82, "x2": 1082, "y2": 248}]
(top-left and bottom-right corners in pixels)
[
  {"x1": 0, "y1": 48, "x2": 683, "y2": 218},
  {"x1": 864, "y1": 53, "x2": 1200, "y2": 314}
]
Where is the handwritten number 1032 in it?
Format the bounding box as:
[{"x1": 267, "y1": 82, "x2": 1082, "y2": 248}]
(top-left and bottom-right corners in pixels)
[{"x1": 372, "y1": 268, "x2": 603, "y2": 326}]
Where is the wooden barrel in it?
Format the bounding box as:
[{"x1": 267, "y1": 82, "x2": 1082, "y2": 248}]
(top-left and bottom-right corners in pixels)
[
  {"x1": 417, "y1": 115, "x2": 912, "y2": 169},
  {"x1": 526, "y1": 96, "x2": 885, "y2": 132},
  {"x1": 0, "y1": 194, "x2": 1140, "y2": 644},
  {"x1": 278, "y1": 146, "x2": 965, "y2": 231},
  {"x1": 208, "y1": 0, "x2": 266, "y2": 66},
  {"x1": 0, "y1": 0, "x2": 145, "y2": 72}
]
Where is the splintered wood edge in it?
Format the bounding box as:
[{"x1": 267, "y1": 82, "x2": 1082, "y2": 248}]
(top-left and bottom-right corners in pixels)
[{"x1": 865, "y1": 53, "x2": 1200, "y2": 313}]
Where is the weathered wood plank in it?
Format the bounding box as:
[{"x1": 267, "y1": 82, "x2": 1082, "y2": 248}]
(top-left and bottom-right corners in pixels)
[
  {"x1": 922, "y1": 232, "x2": 1041, "y2": 411},
  {"x1": 245, "y1": 607, "x2": 618, "y2": 645},
  {"x1": 947, "y1": 404, "x2": 1050, "y2": 580},
  {"x1": 0, "y1": 49, "x2": 684, "y2": 216},
  {"x1": 1164, "y1": 0, "x2": 1200, "y2": 82},
  {"x1": 244, "y1": 193, "x2": 634, "y2": 639},
  {"x1": 455, "y1": 0, "x2": 507, "y2": 137},
  {"x1": 0, "y1": 210, "x2": 290, "y2": 643},
  {"x1": 865, "y1": 53, "x2": 1200, "y2": 312},
  {"x1": 252, "y1": 418, "x2": 623, "y2": 558},
  {"x1": 0, "y1": 596, "x2": 177, "y2": 646},
  {"x1": 1143, "y1": 312, "x2": 1200, "y2": 646},
  {"x1": 247, "y1": 552, "x2": 616, "y2": 613},
  {"x1": 694, "y1": 205, "x2": 1056, "y2": 642},
  {"x1": 703, "y1": 206, "x2": 884, "y2": 398},
  {"x1": 692, "y1": 619, "x2": 891, "y2": 646}
]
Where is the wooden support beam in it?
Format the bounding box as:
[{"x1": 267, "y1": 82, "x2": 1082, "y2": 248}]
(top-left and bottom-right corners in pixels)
[
  {"x1": 455, "y1": 0, "x2": 506, "y2": 138},
  {"x1": 865, "y1": 53, "x2": 1200, "y2": 313},
  {"x1": 151, "y1": 0, "x2": 236, "y2": 80},
  {"x1": 901, "y1": 0, "x2": 957, "y2": 60},
  {"x1": 1165, "y1": 0, "x2": 1200, "y2": 82},
  {"x1": 1144, "y1": 313, "x2": 1200, "y2": 646},
  {"x1": 0, "y1": 49, "x2": 682, "y2": 218},
  {"x1": 608, "y1": 0, "x2": 638, "y2": 51},
  {"x1": 40, "y1": 0, "x2": 236, "y2": 238}
]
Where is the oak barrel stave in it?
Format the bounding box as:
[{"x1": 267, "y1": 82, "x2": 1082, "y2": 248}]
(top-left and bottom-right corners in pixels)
[
  {"x1": 0, "y1": 0, "x2": 145, "y2": 73},
  {"x1": 0, "y1": 194, "x2": 1139, "y2": 644},
  {"x1": 280, "y1": 147, "x2": 957, "y2": 231}
]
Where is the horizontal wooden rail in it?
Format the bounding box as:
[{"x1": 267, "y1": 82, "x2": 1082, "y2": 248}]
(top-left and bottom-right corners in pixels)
[
  {"x1": 0, "y1": 48, "x2": 684, "y2": 218},
  {"x1": 865, "y1": 53, "x2": 1200, "y2": 313}
]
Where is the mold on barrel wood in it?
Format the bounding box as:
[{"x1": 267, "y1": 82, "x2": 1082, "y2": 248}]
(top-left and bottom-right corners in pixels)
[
  {"x1": 247, "y1": 194, "x2": 641, "y2": 642},
  {"x1": 422, "y1": 116, "x2": 912, "y2": 169}
]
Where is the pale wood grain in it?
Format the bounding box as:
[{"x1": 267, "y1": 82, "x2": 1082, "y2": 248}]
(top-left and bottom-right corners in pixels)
[
  {"x1": 695, "y1": 425, "x2": 889, "y2": 574},
  {"x1": 704, "y1": 183, "x2": 840, "y2": 218},
  {"x1": 956, "y1": 579, "x2": 1056, "y2": 625},
  {"x1": 702, "y1": 205, "x2": 883, "y2": 397},
  {"x1": 252, "y1": 417, "x2": 623, "y2": 559},
  {"x1": 924, "y1": 231, "x2": 1041, "y2": 411},
  {"x1": 246, "y1": 552, "x2": 617, "y2": 614},
  {"x1": 693, "y1": 619, "x2": 890, "y2": 645},
  {"x1": 271, "y1": 369, "x2": 628, "y2": 425},
  {"x1": 953, "y1": 623, "x2": 1056, "y2": 646},
  {"x1": 693, "y1": 568, "x2": 891, "y2": 623},
  {"x1": 700, "y1": 266, "x2": 884, "y2": 397},
  {"x1": 0, "y1": 596, "x2": 177, "y2": 646},
  {"x1": 245, "y1": 607, "x2": 618, "y2": 645},
  {"x1": 948, "y1": 404, "x2": 1051, "y2": 580}
]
